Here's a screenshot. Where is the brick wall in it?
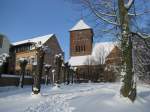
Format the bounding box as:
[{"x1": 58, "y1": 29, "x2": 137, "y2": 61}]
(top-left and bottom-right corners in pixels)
[
  {"x1": 106, "y1": 46, "x2": 122, "y2": 65},
  {"x1": 9, "y1": 35, "x2": 63, "y2": 77},
  {"x1": 70, "y1": 29, "x2": 93, "y2": 56},
  {"x1": 15, "y1": 50, "x2": 37, "y2": 72}
]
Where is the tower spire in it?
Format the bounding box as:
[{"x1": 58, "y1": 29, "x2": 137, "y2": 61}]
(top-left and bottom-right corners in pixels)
[{"x1": 80, "y1": 9, "x2": 83, "y2": 20}]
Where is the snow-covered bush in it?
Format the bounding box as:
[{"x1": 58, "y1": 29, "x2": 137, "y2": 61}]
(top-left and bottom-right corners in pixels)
[
  {"x1": 0, "y1": 53, "x2": 9, "y2": 65},
  {"x1": 0, "y1": 53, "x2": 9, "y2": 74}
]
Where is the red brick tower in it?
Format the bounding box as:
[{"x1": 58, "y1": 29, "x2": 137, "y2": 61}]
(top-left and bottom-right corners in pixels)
[{"x1": 69, "y1": 20, "x2": 93, "y2": 57}]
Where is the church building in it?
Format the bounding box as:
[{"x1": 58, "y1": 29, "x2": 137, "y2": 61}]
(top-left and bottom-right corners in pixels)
[{"x1": 69, "y1": 19, "x2": 122, "y2": 82}]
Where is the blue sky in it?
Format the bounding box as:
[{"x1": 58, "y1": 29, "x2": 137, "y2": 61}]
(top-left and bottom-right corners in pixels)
[
  {"x1": 0, "y1": 0, "x2": 149, "y2": 60},
  {"x1": 0, "y1": 0, "x2": 84, "y2": 60}
]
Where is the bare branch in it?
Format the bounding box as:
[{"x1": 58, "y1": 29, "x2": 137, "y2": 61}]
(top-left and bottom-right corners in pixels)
[
  {"x1": 93, "y1": 10, "x2": 119, "y2": 26},
  {"x1": 125, "y1": 0, "x2": 135, "y2": 10},
  {"x1": 83, "y1": 0, "x2": 119, "y2": 26},
  {"x1": 128, "y1": 10, "x2": 150, "y2": 16},
  {"x1": 101, "y1": 26, "x2": 116, "y2": 33},
  {"x1": 137, "y1": 32, "x2": 150, "y2": 39},
  {"x1": 94, "y1": 10, "x2": 116, "y2": 17}
]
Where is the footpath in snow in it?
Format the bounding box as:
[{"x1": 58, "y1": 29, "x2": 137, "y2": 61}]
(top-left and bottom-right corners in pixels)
[{"x1": 0, "y1": 83, "x2": 150, "y2": 112}]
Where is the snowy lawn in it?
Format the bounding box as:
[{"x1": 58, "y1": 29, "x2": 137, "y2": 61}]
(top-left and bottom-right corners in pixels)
[{"x1": 0, "y1": 83, "x2": 150, "y2": 112}]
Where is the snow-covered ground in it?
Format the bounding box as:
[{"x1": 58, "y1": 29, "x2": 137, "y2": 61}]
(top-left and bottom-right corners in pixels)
[{"x1": 0, "y1": 83, "x2": 150, "y2": 112}]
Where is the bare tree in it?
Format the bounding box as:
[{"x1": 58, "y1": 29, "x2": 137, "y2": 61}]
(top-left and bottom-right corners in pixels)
[
  {"x1": 69, "y1": 0, "x2": 150, "y2": 102},
  {"x1": 70, "y1": 66, "x2": 74, "y2": 84},
  {"x1": 19, "y1": 58, "x2": 28, "y2": 88},
  {"x1": 93, "y1": 43, "x2": 114, "y2": 65},
  {"x1": 32, "y1": 43, "x2": 48, "y2": 94},
  {"x1": 96, "y1": 47, "x2": 106, "y2": 65},
  {"x1": 44, "y1": 64, "x2": 52, "y2": 85},
  {"x1": 54, "y1": 54, "x2": 63, "y2": 84},
  {"x1": 61, "y1": 62, "x2": 66, "y2": 84},
  {"x1": 132, "y1": 33, "x2": 150, "y2": 82},
  {"x1": 64, "y1": 62, "x2": 70, "y2": 85}
]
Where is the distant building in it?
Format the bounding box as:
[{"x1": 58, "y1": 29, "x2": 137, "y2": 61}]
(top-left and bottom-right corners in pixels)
[
  {"x1": 0, "y1": 34, "x2": 10, "y2": 55},
  {"x1": 68, "y1": 20, "x2": 121, "y2": 82},
  {"x1": 9, "y1": 34, "x2": 63, "y2": 76}
]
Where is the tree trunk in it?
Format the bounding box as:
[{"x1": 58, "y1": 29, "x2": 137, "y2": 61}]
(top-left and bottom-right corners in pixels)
[
  {"x1": 88, "y1": 66, "x2": 90, "y2": 80},
  {"x1": 118, "y1": 0, "x2": 136, "y2": 101},
  {"x1": 71, "y1": 70, "x2": 74, "y2": 84},
  {"x1": 45, "y1": 74, "x2": 48, "y2": 85},
  {"x1": 63, "y1": 68, "x2": 66, "y2": 84},
  {"x1": 32, "y1": 51, "x2": 45, "y2": 94},
  {"x1": 20, "y1": 69, "x2": 25, "y2": 88},
  {"x1": 67, "y1": 68, "x2": 70, "y2": 85},
  {"x1": 57, "y1": 65, "x2": 61, "y2": 84}
]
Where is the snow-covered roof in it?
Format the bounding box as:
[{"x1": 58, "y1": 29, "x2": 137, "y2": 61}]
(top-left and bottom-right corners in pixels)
[
  {"x1": 69, "y1": 42, "x2": 116, "y2": 66},
  {"x1": 12, "y1": 34, "x2": 54, "y2": 46},
  {"x1": 69, "y1": 55, "x2": 91, "y2": 66},
  {"x1": 69, "y1": 19, "x2": 91, "y2": 31}
]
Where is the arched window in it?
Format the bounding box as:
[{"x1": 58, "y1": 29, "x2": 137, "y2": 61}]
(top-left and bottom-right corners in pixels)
[
  {"x1": 78, "y1": 46, "x2": 80, "y2": 52},
  {"x1": 81, "y1": 46, "x2": 83, "y2": 52},
  {"x1": 75, "y1": 46, "x2": 78, "y2": 52},
  {"x1": 83, "y1": 45, "x2": 85, "y2": 51}
]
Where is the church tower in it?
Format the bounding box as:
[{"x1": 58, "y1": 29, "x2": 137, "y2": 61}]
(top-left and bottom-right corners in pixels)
[{"x1": 69, "y1": 19, "x2": 93, "y2": 57}]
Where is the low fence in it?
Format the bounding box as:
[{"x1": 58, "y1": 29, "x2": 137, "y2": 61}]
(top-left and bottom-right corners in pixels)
[{"x1": 0, "y1": 74, "x2": 45, "y2": 86}]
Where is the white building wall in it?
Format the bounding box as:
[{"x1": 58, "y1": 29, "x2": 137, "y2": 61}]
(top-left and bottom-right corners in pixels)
[{"x1": 0, "y1": 36, "x2": 10, "y2": 55}]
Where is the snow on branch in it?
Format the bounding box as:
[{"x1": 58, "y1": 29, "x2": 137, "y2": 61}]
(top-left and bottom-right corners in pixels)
[
  {"x1": 33, "y1": 41, "x2": 49, "y2": 52},
  {"x1": 90, "y1": 8, "x2": 119, "y2": 26},
  {"x1": 44, "y1": 64, "x2": 51, "y2": 68},
  {"x1": 32, "y1": 62, "x2": 37, "y2": 66},
  {"x1": 55, "y1": 53, "x2": 63, "y2": 60},
  {"x1": 137, "y1": 32, "x2": 150, "y2": 38},
  {"x1": 101, "y1": 26, "x2": 117, "y2": 33},
  {"x1": 128, "y1": 10, "x2": 150, "y2": 16},
  {"x1": 125, "y1": 0, "x2": 135, "y2": 10},
  {"x1": 95, "y1": 11, "x2": 116, "y2": 17},
  {"x1": 19, "y1": 57, "x2": 28, "y2": 62},
  {"x1": 82, "y1": 0, "x2": 119, "y2": 26}
]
